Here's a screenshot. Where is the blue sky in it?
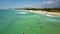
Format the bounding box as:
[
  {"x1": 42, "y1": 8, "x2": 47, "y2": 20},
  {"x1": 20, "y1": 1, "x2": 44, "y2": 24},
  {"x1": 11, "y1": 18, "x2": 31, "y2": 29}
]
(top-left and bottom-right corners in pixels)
[{"x1": 0, "y1": 0, "x2": 60, "y2": 9}]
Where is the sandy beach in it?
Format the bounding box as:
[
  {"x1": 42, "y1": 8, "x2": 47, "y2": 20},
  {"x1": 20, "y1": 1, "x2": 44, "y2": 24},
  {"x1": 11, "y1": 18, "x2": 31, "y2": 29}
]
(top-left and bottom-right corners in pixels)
[{"x1": 22, "y1": 10, "x2": 60, "y2": 17}]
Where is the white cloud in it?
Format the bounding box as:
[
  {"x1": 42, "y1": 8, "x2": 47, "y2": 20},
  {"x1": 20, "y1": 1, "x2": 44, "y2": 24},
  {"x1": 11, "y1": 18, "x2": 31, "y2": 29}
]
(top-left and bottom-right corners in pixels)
[
  {"x1": 42, "y1": 1, "x2": 54, "y2": 4},
  {"x1": 21, "y1": 4, "x2": 37, "y2": 8},
  {"x1": 10, "y1": 0, "x2": 60, "y2": 8},
  {"x1": 35, "y1": 0, "x2": 60, "y2": 8},
  {"x1": 23, "y1": 5, "x2": 33, "y2": 7}
]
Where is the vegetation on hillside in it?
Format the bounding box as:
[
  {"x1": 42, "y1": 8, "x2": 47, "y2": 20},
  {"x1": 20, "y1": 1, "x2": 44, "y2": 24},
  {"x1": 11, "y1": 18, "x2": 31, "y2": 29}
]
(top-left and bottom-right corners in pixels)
[{"x1": 14, "y1": 8, "x2": 60, "y2": 13}]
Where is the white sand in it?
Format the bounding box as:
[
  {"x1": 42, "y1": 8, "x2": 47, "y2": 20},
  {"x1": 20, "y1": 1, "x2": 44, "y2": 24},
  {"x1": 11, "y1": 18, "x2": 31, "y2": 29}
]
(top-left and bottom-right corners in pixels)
[{"x1": 18, "y1": 10, "x2": 60, "y2": 17}]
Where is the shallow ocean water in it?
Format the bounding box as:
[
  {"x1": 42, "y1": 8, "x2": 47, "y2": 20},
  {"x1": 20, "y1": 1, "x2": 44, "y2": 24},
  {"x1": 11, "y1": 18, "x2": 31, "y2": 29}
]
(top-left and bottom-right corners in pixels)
[{"x1": 0, "y1": 9, "x2": 60, "y2": 34}]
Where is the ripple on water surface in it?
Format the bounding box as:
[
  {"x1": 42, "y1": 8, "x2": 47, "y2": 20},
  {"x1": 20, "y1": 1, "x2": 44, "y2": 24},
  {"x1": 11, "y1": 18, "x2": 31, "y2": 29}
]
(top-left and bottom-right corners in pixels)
[{"x1": 0, "y1": 10, "x2": 60, "y2": 34}]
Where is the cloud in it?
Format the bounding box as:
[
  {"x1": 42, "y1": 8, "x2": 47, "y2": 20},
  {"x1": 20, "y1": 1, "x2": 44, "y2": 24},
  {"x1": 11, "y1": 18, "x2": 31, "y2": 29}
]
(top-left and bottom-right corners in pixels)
[
  {"x1": 18, "y1": 0, "x2": 60, "y2": 8},
  {"x1": 20, "y1": 4, "x2": 37, "y2": 8},
  {"x1": 22, "y1": 0, "x2": 60, "y2": 8},
  {"x1": 0, "y1": 0, "x2": 60, "y2": 9},
  {"x1": 42, "y1": 1, "x2": 54, "y2": 4},
  {"x1": 36, "y1": 0, "x2": 60, "y2": 8},
  {"x1": 23, "y1": 5, "x2": 33, "y2": 7}
]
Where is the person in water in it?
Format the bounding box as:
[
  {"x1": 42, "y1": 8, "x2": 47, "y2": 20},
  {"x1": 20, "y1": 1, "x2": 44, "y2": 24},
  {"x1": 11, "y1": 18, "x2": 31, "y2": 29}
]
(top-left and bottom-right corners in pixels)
[{"x1": 27, "y1": 26, "x2": 31, "y2": 30}]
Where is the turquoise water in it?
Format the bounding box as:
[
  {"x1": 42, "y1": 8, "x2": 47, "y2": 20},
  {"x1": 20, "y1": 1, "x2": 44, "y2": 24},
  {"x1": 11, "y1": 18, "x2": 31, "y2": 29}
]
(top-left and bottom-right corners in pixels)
[{"x1": 0, "y1": 9, "x2": 60, "y2": 34}]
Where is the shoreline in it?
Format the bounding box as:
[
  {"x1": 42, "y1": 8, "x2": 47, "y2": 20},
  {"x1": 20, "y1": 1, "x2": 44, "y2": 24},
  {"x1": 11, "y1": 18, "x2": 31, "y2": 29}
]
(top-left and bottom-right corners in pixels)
[{"x1": 21, "y1": 10, "x2": 60, "y2": 17}]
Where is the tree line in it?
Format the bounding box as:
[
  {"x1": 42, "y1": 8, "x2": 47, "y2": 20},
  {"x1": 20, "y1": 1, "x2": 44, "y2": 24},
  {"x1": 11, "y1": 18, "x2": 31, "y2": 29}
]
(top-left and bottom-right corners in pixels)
[{"x1": 14, "y1": 8, "x2": 60, "y2": 13}]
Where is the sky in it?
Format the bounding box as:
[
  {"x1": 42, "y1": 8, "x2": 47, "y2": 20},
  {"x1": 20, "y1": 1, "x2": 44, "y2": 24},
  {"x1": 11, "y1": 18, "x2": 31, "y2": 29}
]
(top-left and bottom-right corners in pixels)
[{"x1": 0, "y1": 0, "x2": 60, "y2": 9}]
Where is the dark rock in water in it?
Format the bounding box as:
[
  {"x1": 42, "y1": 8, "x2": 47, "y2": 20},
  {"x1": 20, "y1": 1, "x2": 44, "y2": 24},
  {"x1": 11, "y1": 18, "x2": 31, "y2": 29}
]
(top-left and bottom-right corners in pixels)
[
  {"x1": 40, "y1": 26, "x2": 43, "y2": 28},
  {"x1": 28, "y1": 26, "x2": 31, "y2": 30},
  {"x1": 29, "y1": 26, "x2": 31, "y2": 30},
  {"x1": 28, "y1": 28, "x2": 30, "y2": 30},
  {"x1": 22, "y1": 33, "x2": 25, "y2": 34},
  {"x1": 39, "y1": 26, "x2": 43, "y2": 28},
  {"x1": 27, "y1": 26, "x2": 31, "y2": 30},
  {"x1": 30, "y1": 26, "x2": 31, "y2": 28}
]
